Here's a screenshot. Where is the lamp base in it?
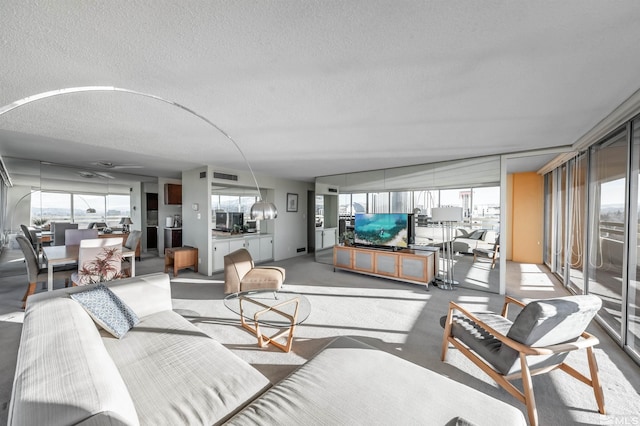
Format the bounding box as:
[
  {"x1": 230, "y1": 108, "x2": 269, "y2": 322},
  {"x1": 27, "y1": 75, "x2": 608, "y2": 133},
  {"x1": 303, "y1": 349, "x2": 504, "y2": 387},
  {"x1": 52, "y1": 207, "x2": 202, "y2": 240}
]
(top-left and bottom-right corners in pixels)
[{"x1": 435, "y1": 276, "x2": 459, "y2": 290}]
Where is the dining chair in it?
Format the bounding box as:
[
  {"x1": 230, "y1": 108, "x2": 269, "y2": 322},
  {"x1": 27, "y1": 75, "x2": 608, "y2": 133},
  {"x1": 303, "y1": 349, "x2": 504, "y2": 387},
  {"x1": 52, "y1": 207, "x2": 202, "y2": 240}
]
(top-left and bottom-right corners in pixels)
[
  {"x1": 441, "y1": 294, "x2": 605, "y2": 426},
  {"x1": 65, "y1": 228, "x2": 99, "y2": 246},
  {"x1": 122, "y1": 230, "x2": 142, "y2": 276},
  {"x1": 16, "y1": 236, "x2": 73, "y2": 308},
  {"x1": 20, "y1": 224, "x2": 38, "y2": 251},
  {"x1": 51, "y1": 222, "x2": 79, "y2": 246},
  {"x1": 71, "y1": 238, "x2": 123, "y2": 286}
]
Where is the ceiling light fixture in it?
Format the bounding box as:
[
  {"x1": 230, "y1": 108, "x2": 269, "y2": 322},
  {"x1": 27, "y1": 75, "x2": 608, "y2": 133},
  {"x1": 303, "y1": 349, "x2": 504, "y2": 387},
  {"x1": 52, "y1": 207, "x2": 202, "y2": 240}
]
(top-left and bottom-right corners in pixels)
[{"x1": 0, "y1": 86, "x2": 277, "y2": 220}]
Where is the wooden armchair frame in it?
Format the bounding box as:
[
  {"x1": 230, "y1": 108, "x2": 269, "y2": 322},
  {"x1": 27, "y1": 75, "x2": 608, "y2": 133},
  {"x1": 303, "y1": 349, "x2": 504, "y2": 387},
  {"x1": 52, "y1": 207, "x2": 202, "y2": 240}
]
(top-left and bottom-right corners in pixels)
[{"x1": 441, "y1": 296, "x2": 605, "y2": 426}]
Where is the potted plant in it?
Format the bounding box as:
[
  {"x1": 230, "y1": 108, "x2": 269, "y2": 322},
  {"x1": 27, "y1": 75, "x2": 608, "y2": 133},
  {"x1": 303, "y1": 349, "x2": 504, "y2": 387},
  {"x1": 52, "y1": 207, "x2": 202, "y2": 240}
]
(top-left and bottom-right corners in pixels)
[
  {"x1": 32, "y1": 217, "x2": 49, "y2": 228},
  {"x1": 78, "y1": 247, "x2": 124, "y2": 284}
]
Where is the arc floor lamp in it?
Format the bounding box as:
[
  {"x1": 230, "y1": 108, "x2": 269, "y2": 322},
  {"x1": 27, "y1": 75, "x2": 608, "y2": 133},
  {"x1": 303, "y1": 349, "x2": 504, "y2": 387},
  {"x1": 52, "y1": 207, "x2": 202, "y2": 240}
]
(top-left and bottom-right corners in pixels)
[{"x1": 0, "y1": 86, "x2": 277, "y2": 220}]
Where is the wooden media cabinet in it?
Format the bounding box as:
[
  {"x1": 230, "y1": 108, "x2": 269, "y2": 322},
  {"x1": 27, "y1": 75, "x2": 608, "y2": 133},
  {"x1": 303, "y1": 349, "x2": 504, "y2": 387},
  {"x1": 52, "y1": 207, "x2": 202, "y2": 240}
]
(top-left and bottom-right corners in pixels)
[{"x1": 333, "y1": 245, "x2": 438, "y2": 288}]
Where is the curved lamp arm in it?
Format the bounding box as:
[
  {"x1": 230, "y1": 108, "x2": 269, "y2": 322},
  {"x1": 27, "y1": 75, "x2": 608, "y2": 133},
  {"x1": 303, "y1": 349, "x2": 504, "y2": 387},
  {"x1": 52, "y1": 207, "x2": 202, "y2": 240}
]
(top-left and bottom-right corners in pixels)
[{"x1": 0, "y1": 86, "x2": 277, "y2": 219}]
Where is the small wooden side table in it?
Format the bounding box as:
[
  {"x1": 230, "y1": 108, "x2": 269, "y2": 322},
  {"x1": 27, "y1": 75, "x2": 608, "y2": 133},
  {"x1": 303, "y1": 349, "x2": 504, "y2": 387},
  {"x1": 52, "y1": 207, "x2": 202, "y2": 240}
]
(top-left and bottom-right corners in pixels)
[{"x1": 164, "y1": 246, "x2": 198, "y2": 277}]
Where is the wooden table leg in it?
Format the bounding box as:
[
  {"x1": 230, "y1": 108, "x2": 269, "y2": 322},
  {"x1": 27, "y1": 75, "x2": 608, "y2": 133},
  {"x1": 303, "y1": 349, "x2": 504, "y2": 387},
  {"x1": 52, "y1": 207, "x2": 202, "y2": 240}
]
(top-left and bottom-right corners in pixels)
[{"x1": 238, "y1": 296, "x2": 300, "y2": 353}]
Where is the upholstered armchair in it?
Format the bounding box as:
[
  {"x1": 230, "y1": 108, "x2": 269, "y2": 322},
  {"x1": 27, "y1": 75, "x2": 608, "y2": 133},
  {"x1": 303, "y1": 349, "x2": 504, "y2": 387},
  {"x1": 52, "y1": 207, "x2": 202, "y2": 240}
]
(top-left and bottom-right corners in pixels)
[
  {"x1": 224, "y1": 248, "x2": 285, "y2": 294},
  {"x1": 441, "y1": 295, "x2": 605, "y2": 426}
]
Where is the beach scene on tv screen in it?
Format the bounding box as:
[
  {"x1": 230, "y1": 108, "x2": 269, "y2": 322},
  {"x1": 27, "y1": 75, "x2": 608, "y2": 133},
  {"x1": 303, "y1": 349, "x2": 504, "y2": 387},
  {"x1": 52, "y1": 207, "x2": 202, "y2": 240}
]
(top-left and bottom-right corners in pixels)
[{"x1": 354, "y1": 213, "x2": 408, "y2": 248}]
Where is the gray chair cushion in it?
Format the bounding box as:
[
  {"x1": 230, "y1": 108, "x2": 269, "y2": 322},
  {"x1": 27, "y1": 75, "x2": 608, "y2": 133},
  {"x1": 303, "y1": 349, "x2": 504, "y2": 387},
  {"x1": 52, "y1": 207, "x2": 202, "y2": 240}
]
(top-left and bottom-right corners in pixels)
[{"x1": 446, "y1": 295, "x2": 602, "y2": 376}]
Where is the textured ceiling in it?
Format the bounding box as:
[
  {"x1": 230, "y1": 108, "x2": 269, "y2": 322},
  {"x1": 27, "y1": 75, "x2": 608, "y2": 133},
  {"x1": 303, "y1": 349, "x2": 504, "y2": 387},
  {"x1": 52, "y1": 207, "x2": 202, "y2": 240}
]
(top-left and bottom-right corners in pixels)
[{"x1": 2, "y1": 1, "x2": 640, "y2": 183}]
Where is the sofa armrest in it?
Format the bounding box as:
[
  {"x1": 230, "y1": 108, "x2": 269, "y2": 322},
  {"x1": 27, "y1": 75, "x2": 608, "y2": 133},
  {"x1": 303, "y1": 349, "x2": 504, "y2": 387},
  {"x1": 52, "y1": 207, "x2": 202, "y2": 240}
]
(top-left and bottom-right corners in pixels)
[
  {"x1": 8, "y1": 298, "x2": 139, "y2": 426},
  {"x1": 28, "y1": 272, "x2": 173, "y2": 319},
  {"x1": 107, "y1": 272, "x2": 173, "y2": 318}
]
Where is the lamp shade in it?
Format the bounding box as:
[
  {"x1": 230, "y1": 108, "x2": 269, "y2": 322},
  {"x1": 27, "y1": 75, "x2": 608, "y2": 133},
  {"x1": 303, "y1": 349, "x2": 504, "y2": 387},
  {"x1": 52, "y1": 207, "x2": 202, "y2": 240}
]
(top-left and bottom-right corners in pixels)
[
  {"x1": 250, "y1": 201, "x2": 278, "y2": 220},
  {"x1": 86, "y1": 207, "x2": 96, "y2": 214},
  {"x1": 119, "y1": 217, "x2": 133, "y2": 225},
  {"x1": 431, "y1": 207, "x2": 463, "y2": 222}
]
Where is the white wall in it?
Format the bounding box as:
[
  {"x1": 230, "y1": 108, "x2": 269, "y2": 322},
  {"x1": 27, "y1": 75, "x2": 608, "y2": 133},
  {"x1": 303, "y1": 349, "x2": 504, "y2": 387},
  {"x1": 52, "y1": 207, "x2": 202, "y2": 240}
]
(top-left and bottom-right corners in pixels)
[
  {"x1": 6, "y1": 185, "x2": 33, "y2": 233},
  {"x1": 129, "y1": 183, "x2": 142, "y2": 232},
  {"x1": 181, "y1": 167, "x2": 211, "y2": 274}
]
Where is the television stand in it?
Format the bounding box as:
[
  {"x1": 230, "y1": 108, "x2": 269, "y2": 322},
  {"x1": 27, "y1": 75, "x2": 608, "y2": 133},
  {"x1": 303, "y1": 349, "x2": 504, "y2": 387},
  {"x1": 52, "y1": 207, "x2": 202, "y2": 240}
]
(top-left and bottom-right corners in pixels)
[{"x1": 333, "y1": 245, "x2": 438, "y2": 288}]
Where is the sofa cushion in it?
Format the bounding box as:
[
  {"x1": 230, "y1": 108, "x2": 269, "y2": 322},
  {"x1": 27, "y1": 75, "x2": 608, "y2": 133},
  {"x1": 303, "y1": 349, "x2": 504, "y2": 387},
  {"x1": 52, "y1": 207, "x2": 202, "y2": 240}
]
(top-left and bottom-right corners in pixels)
[
  {"x1": 71, "y1": 283, "x2": 140, "y2": 338},
  {"x1": 8, "y1": 297, "x2": 139, "y2": 426},
  {"x1": 101, "y1": 309, "x2": 271, "y2": 425},
  {"x1": 226, "y1": 336, "x2": 526, "y2": 426}
]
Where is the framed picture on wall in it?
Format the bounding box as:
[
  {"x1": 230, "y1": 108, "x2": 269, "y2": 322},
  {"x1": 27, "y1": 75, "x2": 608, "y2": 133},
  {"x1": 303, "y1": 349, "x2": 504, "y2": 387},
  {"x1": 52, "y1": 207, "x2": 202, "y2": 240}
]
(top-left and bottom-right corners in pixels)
[{"x1": 287, "y1": 193, "x2": 298, "y2": 212}]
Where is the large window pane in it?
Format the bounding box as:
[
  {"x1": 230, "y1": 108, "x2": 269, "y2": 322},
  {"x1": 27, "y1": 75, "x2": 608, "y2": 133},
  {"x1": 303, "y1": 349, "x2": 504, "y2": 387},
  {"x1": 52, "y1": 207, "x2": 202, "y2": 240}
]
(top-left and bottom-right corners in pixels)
[
  {"x1": 556, "y1": 165, "x2": 567, "y2": 279},
  {"x1": 568, "y1": 155, "x2": 587, "y2": 294},
  {"x1": 74, "y1": 194, "x2": 106, "y2": 229},
  {"x1": 32, "y1": 192, "x2": 71, "y2": 226},
  {"x1": 589, "y1": 130, "x2": 628, "y2": 339},
  {"x1": 339, "y1": 194, "x2": 352, "y2": 217},
  {"x1": 440, "y1": 188, "x2": 468, "y2": 226},
  {"x1": 628, "y1": 119, "x2": 640, "y2": 358},
  {"x1": 368, "y1": 192, "x2": 389, "y2": 213},
  {"x1": 107, "y1": 195, "x2": 131, "y2": 228},
  {"x1": 471, "y1": 187, "x2": 500, "y2": 231},
  {"x1": 390, "y1": 191, "x2": 411, "y2": 213},
  {"x1": 544, "y1": 173, "x2": 553, "y2": 266}
]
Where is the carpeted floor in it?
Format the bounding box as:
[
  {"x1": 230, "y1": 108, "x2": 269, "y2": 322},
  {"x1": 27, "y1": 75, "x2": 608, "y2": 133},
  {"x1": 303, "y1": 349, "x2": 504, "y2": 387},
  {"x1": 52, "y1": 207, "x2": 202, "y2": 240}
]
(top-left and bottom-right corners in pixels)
[{"x1": 0, "y1": 248, "x2": 638, "y2": 425}]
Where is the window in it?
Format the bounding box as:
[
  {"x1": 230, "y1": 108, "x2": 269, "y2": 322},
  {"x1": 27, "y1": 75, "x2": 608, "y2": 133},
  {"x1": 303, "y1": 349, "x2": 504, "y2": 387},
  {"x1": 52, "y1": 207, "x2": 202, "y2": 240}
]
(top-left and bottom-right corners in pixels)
[
  {"x1": 588, "y1": 130, "x2": 628, "y2": 340},
  {"x1": 568, "y1": 154, "x2": 587, "y2": 295},
  {"x1": 107, "y1": 195, "x2": 131, "y2": 228},
  {"x1": 30, "y1": 191, "x2": 130, "y2": 230},
  {"x1": 413, "y1": 190, "x2": 437, "y2": 218},
  {"x1": 389, "y1": 191, "x2": 411, "y2": 213},
  {"x1": 74, "y1": 194, "x2": 106, "y2": 230},
  {"x1": 212, "y1": 194, "x2": 258, "y2": 228},
  {"x1": 368, "y1": 192, "x2": 389, "y2": 213},
  {"x1": 471, "y1": 187, "x2": 500, "y2": 230},
  {"x1": 31, "y1": 192, "x2": 71, "y2": 225}
]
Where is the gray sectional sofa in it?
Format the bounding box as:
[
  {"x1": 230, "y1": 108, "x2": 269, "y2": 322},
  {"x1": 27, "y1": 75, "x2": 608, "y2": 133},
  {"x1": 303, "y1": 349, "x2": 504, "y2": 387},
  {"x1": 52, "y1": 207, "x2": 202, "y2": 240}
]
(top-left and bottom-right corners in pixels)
[{"x1": 8, "y1": 273, "x2": 526, "y2": 425}]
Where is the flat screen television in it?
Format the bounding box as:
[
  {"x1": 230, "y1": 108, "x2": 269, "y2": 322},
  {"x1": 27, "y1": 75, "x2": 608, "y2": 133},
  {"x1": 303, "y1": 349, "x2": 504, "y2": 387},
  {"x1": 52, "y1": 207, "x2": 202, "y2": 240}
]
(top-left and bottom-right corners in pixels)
[{"x1": 354, "y1": 213, "x2": 414, "y2": 249}]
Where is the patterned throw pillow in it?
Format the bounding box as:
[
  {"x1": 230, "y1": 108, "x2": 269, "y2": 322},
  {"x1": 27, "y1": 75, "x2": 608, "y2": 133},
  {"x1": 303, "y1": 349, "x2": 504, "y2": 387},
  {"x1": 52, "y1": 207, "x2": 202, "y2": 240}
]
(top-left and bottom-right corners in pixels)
[{"x1": 71, "y1": 284, "x2": 140, "y2": 338}]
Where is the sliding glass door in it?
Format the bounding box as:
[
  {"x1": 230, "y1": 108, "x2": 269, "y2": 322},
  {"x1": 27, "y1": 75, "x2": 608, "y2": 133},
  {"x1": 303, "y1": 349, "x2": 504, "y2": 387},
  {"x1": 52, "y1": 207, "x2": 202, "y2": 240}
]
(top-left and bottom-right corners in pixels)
[
  {"x1": 628, "y1": 119, "x2": 640, "y2": 357},
  {"x1": 568, "y1": 154, "x2": 588, "y2": 294},
  {"x1": 588, "y1": 129, "x2": 628, "y2": 340}
]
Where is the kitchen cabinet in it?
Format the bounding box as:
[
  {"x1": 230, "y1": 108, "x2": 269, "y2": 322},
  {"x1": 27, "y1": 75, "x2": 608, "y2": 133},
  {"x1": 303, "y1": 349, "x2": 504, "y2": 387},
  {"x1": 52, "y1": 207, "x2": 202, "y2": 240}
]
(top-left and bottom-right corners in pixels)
[
  {"x1": 164, "y1": 184, "x2": 182, "y2": 205},
  {"x1": 211, "y1": 234, "x2": 274, "y2": 272},
  {"x1": 146, "y1": 192, "x2": 158, "y2": 210},
  {"x1": 245, "y1": 237, "x2": 260, "y2": 261},
  {"x1": 316, "y1": 227, "x2": 338, "y2": 250},
  {"x1": 259, "y1": 235, "x2": 273, "y2": 261},
  {"x1": 147, "y1": 227, "x2": 157, "y2": 249},
  {"x1": 164, "y1": 228, "x2": 182, "y2": 248}
]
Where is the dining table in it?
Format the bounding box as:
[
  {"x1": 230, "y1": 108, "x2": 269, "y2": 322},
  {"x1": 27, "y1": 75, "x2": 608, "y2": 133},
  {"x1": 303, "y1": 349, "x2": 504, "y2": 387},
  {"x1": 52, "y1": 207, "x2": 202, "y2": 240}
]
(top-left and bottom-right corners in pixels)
[
  {"x1": 42, "y1": 244, "x2": 136, "y2": 291},
  {"x1": 35, "y1": 230, "x2": 52, "y2": 254}
]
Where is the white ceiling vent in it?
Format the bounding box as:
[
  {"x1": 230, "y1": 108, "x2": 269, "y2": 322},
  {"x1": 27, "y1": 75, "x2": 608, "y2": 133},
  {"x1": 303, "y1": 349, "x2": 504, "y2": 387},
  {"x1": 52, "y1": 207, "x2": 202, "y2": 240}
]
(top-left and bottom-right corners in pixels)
[{"x1": 213, "y1": 172, "x2": 238, "y2": 181}]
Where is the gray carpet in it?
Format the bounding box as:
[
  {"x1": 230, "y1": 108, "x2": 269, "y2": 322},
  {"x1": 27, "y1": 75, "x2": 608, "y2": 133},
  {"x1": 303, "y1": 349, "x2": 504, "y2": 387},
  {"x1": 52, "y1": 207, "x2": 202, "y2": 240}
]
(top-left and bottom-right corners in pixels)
[{"x1": 1, "y1": 249, "x2": 639, "y2": 425}]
